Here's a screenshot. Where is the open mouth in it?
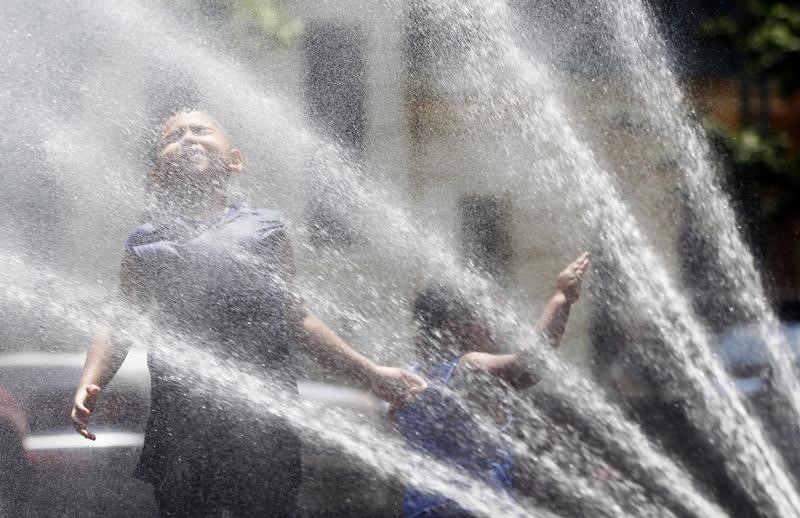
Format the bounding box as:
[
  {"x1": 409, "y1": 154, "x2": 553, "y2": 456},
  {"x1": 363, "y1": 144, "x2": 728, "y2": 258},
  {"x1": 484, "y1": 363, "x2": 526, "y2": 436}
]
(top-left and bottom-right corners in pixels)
[
  {"x1": 169, "y1": 148, "x2": 211, "y2": 170},
  {"x1": 180, "y1": 147, "x2": 207, "y2": 160}
]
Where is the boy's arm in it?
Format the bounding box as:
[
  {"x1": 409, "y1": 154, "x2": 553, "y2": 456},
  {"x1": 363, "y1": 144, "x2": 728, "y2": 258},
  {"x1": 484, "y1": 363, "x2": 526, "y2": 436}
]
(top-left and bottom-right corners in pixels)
[
  {"x1": 274, "y1": 233, "x2": 427, "y2": 403},
  {"x1": 300, "y1": 314, "x2": 426, "y2": 402},
  {"x1": 71, "y1": 251, "x2": 144, "y2": 440},
  {"x1": 459, "y1": 252, "x2": 591, "y2": 389}
]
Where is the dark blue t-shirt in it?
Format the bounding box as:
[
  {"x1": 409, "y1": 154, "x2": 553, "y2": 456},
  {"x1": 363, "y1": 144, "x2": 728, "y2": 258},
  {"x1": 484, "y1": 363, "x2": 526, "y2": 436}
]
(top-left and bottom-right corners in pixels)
[
  {"x1": 125, "y1": 206, "x2": 302, "y2": 488},
  {"x1": 395, "y1": 358, "x2": 514, "y2": 518}
]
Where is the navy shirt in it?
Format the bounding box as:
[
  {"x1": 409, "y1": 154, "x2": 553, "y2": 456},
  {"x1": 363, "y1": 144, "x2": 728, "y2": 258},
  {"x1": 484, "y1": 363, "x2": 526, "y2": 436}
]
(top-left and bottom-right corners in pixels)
[
  {"x1": 396, "y1": 358, "x2": 514, "y2": 517},
  {"x1": 125, "y1": 206, "x2": 302, "y2": 489}
]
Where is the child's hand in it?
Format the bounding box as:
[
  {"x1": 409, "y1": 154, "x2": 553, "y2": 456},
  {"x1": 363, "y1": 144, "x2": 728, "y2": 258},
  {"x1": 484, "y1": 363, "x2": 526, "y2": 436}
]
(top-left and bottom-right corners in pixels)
[
  {"x1": 556, "y1": 251, "x2": 591, "y2": 304},
  {"x1": 70, "y1": 384, "x2": 102, "y2": 440},
  {"x1": 369, "y1": 366, "x2": 427, "y2": 407}
]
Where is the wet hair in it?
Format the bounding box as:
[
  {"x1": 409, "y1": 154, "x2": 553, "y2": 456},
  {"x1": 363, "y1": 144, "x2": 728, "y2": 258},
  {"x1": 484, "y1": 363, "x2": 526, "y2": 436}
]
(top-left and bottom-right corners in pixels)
[
  {"x1": 413, "y1": 283, "x2": 480, "y2": 363},
  {"x1": 414, "y1": 283, "x2": 476, "y2": 336},
  {"x1": 157, "y1": 108, "x2": 229, "y2": 142}
]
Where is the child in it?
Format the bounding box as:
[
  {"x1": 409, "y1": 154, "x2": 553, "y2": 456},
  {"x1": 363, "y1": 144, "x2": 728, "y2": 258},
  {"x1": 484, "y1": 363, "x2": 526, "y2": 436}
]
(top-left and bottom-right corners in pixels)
[
  {"x1": 396, "y1": 253, "x2": 590, "y2": 517},
  {"x1": 70, "y1": 109, "x2": 426, "y2": 517}
]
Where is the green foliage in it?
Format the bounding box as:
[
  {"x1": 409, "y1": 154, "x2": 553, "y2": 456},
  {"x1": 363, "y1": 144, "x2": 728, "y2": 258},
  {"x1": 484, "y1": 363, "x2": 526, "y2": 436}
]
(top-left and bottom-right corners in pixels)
[
  {"x1": 728, "y1": 127, "x2": 793, "y2": 168},
  {"x1": 700, "y1": 0, "x2": 800, "y2": 238},
  {"x1": 167, "y1": 0, "x2": 302, "y2": 51},
  {"x1": 708, "y1": 124, "x2": 800, "y2": 225},
  {"x1": 703, "y1": 1, "x2": 800, "y2": 94},
  {"x1": 232, "y1": 0, "x2": 303, "y2": 48}
]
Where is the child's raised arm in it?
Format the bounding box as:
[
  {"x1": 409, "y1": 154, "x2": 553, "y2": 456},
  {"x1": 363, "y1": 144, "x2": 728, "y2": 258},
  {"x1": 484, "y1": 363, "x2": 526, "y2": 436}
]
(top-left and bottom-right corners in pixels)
[
  {"x1": 533, "y1": 251, "x2": 591, "y2": 343},
  {"x1": 458, "y1": 252, "x2": 591, "y2": 389}
]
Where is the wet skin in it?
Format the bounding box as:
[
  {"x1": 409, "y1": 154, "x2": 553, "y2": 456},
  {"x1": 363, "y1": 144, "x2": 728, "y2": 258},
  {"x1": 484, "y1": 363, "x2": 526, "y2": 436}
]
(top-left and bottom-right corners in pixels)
[{"x1": 150, "y1": 111, "x2": 243, "y2": 193}]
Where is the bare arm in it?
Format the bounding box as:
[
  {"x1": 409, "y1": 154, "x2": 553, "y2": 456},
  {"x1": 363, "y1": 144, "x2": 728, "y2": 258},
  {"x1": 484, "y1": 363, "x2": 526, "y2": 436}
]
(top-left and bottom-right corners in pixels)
[
  {"x1": 299, "y1": 313, "x2": 425, "y2": 401},
  {"x1": 71, "y1": 251, "x2": 144, "y2": 440},
  {"x1": 298, "y1": 314, "x2": 377, "y2": 385},
  {"x1": 274, "y1": 233, "x2": 426, "y2": 402},
  {"x1": 459, "y1": 252, "x2": 591, "y2": 389}
]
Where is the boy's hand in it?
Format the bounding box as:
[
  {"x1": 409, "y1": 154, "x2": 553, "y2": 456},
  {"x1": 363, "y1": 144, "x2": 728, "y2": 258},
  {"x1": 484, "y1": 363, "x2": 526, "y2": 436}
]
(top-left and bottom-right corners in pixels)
[
  {"x1": 70, "y1": 384, "x2": 102, "y2": 440},
  {"x1": 369, "y1": 366, "x2": 427, "y2": 406},
  {"x1": 556, "y1": 252, "x2": 591, "y2": 304}
]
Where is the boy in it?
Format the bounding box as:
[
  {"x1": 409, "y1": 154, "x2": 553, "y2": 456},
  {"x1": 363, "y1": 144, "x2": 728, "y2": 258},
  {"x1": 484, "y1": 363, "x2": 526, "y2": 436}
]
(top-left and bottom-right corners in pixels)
[
  {"x1": 70, "y1": 110, "x2": 425, "y2": 517},
  {"x1": 396, "y1": 253, "x2": 589, "y2": 517}
]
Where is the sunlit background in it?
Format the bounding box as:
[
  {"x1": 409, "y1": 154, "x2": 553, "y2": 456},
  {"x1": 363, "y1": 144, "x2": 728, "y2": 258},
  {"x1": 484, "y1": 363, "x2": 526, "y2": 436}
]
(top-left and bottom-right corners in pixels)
[{"x1": 2, "y1": 0, "x2": 800, "y2": 516}]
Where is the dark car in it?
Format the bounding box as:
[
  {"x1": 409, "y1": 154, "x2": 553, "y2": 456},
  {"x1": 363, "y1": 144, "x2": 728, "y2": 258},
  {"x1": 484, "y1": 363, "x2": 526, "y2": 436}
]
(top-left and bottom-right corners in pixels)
[
  {"x1": 718, "y1": 321, "x2": 800, "y2": 474},
  {"x1": 0, "y1": 349, "x2": 155, "y2": 517},
  {"x1": 0, "y1": 385, "x2": 31, "y2": 516},
  {"x1": 0, "y1": 349, "x2": 401, "y2": 517},
  {"x1": 720, "y1": 324, "x2": 800, "y2": 392}
]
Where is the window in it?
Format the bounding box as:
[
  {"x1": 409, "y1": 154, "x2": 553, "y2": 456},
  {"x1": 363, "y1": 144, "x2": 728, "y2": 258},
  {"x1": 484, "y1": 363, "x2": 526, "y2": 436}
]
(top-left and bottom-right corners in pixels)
[
  {"x1": 458, "y1": 194, "x2": 512, "y2": 280},
  {"x1": 302, "y1": 22, "x2": 366, "y2": 247},
  {"x1": 302, "y1": 22, "x2": 366, "y2": 152}
]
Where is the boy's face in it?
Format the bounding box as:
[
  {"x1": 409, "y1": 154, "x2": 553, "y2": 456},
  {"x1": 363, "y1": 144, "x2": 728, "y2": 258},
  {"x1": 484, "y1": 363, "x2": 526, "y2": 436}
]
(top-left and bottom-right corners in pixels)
[{"x1": 152, "y1": 111, "x2": 242, "y2": 189}]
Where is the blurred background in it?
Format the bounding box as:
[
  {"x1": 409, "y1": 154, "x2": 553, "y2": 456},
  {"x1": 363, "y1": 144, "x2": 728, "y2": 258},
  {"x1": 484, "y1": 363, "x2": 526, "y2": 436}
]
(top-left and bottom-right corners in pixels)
[
  {"x1": 2, "y1": 0, "x2": 799, "y2": 361},
  {"x1": 1, "y1": 0, "x2": 799, "y2": 516}
]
